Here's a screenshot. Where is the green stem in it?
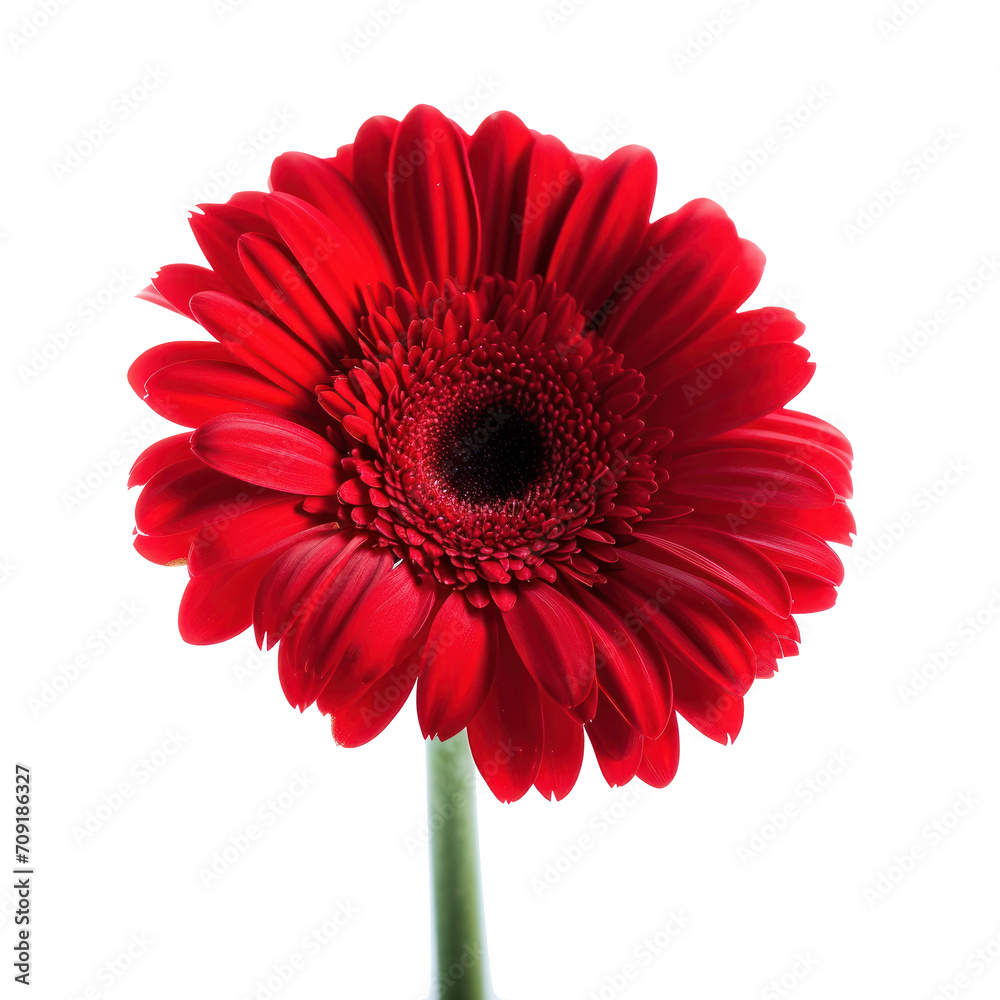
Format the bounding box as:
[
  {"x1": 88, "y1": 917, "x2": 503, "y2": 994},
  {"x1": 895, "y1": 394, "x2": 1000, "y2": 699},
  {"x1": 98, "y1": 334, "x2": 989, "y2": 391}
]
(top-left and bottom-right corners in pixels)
[{"x1": 426, "y1": 732, "x2": 494, "y2": 1000}]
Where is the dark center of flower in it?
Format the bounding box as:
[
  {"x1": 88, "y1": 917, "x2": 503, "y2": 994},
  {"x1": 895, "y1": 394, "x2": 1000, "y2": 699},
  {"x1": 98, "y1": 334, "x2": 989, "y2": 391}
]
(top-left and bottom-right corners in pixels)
[{"x1": 434, "y1": 401, "x2": 543, "y2": 505}]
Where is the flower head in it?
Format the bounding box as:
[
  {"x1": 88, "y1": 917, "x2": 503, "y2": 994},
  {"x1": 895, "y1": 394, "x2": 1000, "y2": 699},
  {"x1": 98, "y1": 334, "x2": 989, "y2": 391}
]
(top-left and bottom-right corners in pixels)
[{"x1": 129, "y1": 106, "x2": 853, "y2": 801}]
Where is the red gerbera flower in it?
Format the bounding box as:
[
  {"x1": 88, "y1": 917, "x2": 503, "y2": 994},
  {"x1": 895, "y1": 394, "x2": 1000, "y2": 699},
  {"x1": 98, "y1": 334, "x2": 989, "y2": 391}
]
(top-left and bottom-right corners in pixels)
[{"x1": 129, "y1": 105, "x2": 853, "y2": 802}]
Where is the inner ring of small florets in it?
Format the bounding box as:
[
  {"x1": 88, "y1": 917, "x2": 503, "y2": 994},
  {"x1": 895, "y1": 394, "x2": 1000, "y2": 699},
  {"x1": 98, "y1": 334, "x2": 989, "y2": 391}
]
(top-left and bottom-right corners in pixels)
[{"x1": 323, "y1": 275, "x2": 653, "y2": 591}]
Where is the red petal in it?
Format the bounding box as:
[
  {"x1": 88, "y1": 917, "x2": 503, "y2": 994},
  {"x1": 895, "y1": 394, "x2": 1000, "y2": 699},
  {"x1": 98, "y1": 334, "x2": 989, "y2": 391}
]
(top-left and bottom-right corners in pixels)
[
  {"x1": 144, "y1": 359, "x2": 307, "y2": 427},
  {"x1": 178, "y1": 553, "x2": 276, "y2": 645},
  {"x1": 128, "y1": 433, "x2": 193, "y2": 488},
  {"x1": 604, "y1": 200, "x2": 763, "y2": 366},
  {"x1": 265, "y1": 191, "x2": 391, "y2": 330},
  {"x1": 330, "y1": 664, "x2": 417, "y2": 748},
  {"x1": 135, "y1": 460, "x2": 284, "y2": 536},
  {"x1": 389, "y1": 105, "x2": 480, "y2": 291},
  {"x1": 635, "y1": 526, "x2": 792, "y2": 618},
  {"x1": 189, "y1": 290, "x2": 328, "y2": 396},
  {"x1": 534, "y1": 691, "x2": 585, "y2": 801},
  {"x1": 417, "y1": 594, "x2": 497, "y2": 741},
  {"x1": 653, "y1": 343, "x2": 815, "y2": 445},
  {"x1": 637, "y1": 713, "x2": 680, "y2": 788},
  {"x1": 665, "y1": 448, "x2": 836, "y2": 509},
  {"x1": 268, "y1": 151, "x2": 395, "y2": 280},
  {"x1": 191, "y1": 412, "x2": 340, "y2": 495},
  {"x1": 129, "y1": 341, "x2": 234, "y2": 399},
  {"x1": 188, "y1": 201, "x2": 279, "y2": 307},
  {"x1": 350, "y1": 115, "x2": 399, "y2": 253},
  {"x1": 149, "y1": 264, "x2": 234, "y2": 319},
  {"x1": 546, "y1": 145, "x2": 656, "y2": 313},
  {"x1": 467, "y1": 632, "x2": 543, "y2": 803},
  {"x1": 187, "y1": 497, "x2": 319, "y2": 576},
  {"x1": 254, "y1": 529, "x2": 359, "y2": 650},
  {"x1": 315, "y1": 564, "x2": 437, "y2": 709},
  {"x1": 514, "y1": 133, "x2": 582, "y2": 283},
  {"x1": 502, "y1": 582, "x2": 595, "y2": 708},
  {"x1": 572, "y1": 583, "x2": 672, "y2": 739},
  {"x1": 237, "y1": 234, "x2": 353, "y2": 360},
  {"x1": 587, "y1": 692, "x2": 642, "y2": 786},
  {"x1": 467, "y1": 112, "x2": 533, "y2": 277}
]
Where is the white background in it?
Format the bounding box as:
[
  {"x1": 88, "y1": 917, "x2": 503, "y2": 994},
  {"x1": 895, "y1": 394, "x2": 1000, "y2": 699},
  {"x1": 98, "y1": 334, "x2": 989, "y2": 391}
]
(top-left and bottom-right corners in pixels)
[{"x1": 3, "y1": 0, "x2": 1000, "y2": 997}]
